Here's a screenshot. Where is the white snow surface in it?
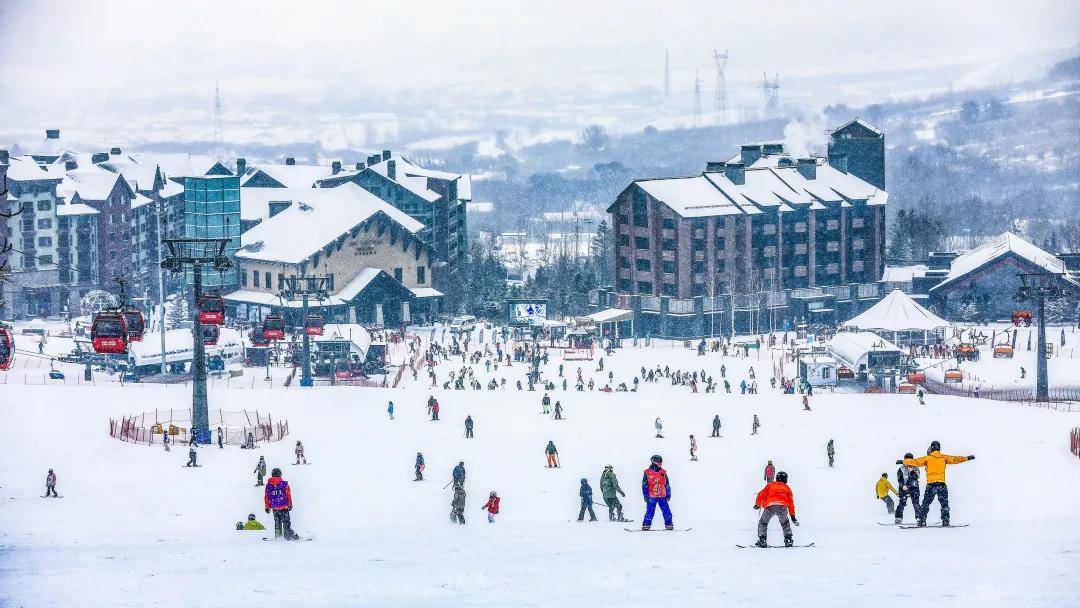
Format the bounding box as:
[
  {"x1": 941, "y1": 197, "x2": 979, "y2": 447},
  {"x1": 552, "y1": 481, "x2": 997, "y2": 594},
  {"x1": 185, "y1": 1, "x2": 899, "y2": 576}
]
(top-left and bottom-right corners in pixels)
[{"x1": 0, "y1": 335, "x2": 1078, "y2": 607}]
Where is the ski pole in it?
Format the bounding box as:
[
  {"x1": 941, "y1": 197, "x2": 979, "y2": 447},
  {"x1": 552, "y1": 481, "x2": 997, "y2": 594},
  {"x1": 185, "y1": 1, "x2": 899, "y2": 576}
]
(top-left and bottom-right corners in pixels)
[{"x1": 443, "y1": 480, "x2": 454, "y2": 489}]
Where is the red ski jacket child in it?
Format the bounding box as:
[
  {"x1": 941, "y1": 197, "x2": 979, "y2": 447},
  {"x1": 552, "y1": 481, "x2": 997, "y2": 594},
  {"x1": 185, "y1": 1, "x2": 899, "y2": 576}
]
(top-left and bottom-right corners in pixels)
[
  {"x1": 264, "y1": 476, "x2": 293, "y2": 511},
  {"x1": 484, "y1": 495, "x2": 500, "y2": 514}
]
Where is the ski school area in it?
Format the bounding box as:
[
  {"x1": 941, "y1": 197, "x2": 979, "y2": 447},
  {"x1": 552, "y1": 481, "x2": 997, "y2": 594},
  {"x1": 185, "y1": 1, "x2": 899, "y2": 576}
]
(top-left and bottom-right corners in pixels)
[{"x1": 1, "y1": 321, "x2": 1079, "y2": 607}]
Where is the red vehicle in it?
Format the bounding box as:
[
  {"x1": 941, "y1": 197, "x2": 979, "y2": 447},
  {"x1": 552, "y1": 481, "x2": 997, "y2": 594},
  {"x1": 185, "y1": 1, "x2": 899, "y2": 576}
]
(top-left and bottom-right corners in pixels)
[
  {"x1": 123, "y1": 308, "x2": 146, "y2": 342},
  {"x1": 91, "y1": 311, "x2": 129, "y2": 354},
  {"x1": 262, "y1": 315, "x2": 286, "y2": 341},
  {"x1": 198, "y1": 294, "x2": 226, "y2": 325},
  {"x1": 0, "y1": 326, "x2": 13, "y2": 370},
  {"x1": 304, "y1": 313, "x2": 325, "y2": 337}
]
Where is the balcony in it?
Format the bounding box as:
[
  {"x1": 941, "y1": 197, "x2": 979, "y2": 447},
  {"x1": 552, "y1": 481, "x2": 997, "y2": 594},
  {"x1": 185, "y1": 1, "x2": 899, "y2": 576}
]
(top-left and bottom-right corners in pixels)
[
  {"x1": 641, "y1": 296, "x2": 661, "y2": 312},
  {"x1": 669, "y1": 298, "x2": 694, "y2": 314}
]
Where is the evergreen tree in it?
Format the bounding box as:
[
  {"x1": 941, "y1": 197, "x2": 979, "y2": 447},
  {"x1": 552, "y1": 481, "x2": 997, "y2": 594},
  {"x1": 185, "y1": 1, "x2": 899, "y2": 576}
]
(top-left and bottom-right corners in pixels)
[{"x1": 591, "y1": 220, "x2": 613, "y2": 286}]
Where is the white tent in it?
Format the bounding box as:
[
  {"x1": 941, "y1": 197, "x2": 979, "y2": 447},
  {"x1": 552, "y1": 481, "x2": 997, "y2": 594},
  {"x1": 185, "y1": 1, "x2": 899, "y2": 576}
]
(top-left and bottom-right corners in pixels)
[{"x1": 842, "y1": 289, "x2": 949, "y2": 332}]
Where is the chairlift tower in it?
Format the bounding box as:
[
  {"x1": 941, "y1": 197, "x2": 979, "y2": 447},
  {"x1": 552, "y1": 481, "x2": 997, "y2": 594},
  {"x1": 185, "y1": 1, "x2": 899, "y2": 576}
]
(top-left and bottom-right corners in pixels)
[
  {"x1": 280, "y1": 275, "x2": 331, "y2": 388},
  {"x1": 1015, "y1": 272, "x2": 1064, "y2": 402},
  {"x1": 713, "y1": 49, "x2": 729, "y2": 124}
]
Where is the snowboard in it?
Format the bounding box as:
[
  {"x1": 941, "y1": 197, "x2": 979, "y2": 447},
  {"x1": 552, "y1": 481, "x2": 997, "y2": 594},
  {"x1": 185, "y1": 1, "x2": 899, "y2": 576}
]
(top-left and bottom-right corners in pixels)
[
  {"x1": 735, "y1": 542, "x2": 815, "y2": 548},
  {"x1": 899, "y1": 523, "x2": 968, "y2": 529},
  {"x1": 262, "y1": 536, "x2": 312, "y2": 542},
  {"x1": 625, "y1": 527, "x2": 692, "y2": 532},
  {"x1": 877, "y1": 522, "x2": 903, "y2": 526},
  {"x1": 183, "y1": 465, "x2": 202, "y2": 468},
  {"x1": 41, "y1": 495, "x2": 63, "y2": 498}
]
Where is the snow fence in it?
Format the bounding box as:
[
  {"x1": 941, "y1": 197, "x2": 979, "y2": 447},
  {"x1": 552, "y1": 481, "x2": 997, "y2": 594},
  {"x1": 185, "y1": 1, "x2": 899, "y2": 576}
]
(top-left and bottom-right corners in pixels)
[{"x1": 109, "y1": 409, "x2": 289, "y2": 446}]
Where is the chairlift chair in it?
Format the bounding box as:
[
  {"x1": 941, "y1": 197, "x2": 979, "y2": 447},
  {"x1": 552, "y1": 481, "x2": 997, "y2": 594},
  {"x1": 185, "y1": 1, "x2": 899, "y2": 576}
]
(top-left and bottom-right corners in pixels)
[{"x1": 944, "y1": 368, "x2": 964, "y2": 383}]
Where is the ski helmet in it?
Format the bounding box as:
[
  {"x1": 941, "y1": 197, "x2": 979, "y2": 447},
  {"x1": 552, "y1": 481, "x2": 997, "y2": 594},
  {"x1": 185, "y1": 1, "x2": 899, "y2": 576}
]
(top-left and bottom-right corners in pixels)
[
  {"x1": 248, "y1": 513, "x2": 257, "y2": 521},
  {"x1": 929, "y1": 440, "x2": 941, "y2": 452},
  {"x1": 776, "y1": 471, "x2": 788, "y2": 483},
  {"x1": 271, "y1": 467, "x2": 282, "y2": 477},
  {"x1": 651, "y1": 454, "x2": 663, "y2": 464},
  {"x1": 581, "y1": 478, "x2": 588, "y2": 483},
  {"x1": 904, "y1": 452, "x2": 914, "y2": 459}
]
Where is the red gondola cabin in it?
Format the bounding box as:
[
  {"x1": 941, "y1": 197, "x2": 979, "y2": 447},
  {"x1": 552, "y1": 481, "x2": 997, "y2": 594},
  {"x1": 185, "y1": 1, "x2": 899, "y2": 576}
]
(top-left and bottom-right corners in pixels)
[
  {"x1": 304, "y1": 313, "x2": 325, "y2": 337},
  {"x1": 123, "y1": 308, "x2": 145, "y2": 342},
  {"x1": 91, "y1": 311, "x2": 129, "y2": 354},
  {"x1": 198, "y1": 294, "x2": 225, "y2": 325},
  {"x1": 262, "y1": 315, "x2": 286, "y2": 341}
]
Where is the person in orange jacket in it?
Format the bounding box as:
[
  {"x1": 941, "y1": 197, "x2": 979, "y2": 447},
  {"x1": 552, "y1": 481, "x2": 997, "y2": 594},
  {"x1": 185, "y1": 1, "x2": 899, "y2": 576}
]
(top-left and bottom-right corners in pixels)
[
  {"x1": 754, "y1": 471, "x2": 799, "y2": 547},
  {"x1": 897, "y1": 441, "x2": 974, "y2": 527}
]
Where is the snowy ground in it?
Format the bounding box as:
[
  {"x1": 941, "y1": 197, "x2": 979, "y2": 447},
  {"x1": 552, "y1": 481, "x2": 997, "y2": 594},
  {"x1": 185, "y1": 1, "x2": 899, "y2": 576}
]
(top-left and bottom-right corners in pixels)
[{"x1": 1, "y1": 333, "x2": 1079, "y2": 607}]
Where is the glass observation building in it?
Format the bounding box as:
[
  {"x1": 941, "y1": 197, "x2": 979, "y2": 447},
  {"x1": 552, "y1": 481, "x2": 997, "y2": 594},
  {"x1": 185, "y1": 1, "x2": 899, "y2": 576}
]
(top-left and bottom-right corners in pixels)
[{"x1": 183, "y1": 175, "x2": 241, "y2": 290}]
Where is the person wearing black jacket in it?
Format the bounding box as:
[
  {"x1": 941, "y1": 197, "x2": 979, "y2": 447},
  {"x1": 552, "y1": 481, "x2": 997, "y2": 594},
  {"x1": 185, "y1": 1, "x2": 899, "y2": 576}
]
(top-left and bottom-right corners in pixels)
[{"x1": 895, "y1": 452, "x2": 921, "y2": 524}]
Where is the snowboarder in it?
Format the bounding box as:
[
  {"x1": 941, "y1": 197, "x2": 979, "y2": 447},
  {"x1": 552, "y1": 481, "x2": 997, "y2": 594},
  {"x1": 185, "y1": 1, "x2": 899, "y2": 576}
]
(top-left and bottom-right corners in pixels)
[
  {"x1": 431, "y1": 399, "x2": 440, "y2": 421},
  {"x1": 163, "y1": 430, "x2": 170, "y2": 452},
  {"x1": 450, "y1": 485, "x2": 467, "y2": 524},
  {"x1": 415, "y1": 452, "x2": 425, "y2": 480},
  {"x1": 464, "y1": 415, "x2": 474, "y2": 438},
  {"x1": 898, "y1": 441, "x2": 974, "y2": 527},
  {"x1": 802, "y1": 394, "x2": 811, "y2": 411},
  {"x1": 578, "y1": 478, "x2": 598, "y2": 522},
  {"x1": 600, "y1": 465, "x2": 627, "y2": 521},
  {"x1": 752, "y1": 414, "x2": 760, "y2": 435},
  {"x1": 45, "y1": 469, "x2": 58, "y2": 497},
  {"x1": 827, "y1": 440, "x2": 835, "y2": 468},
  {"x1": 553, "y1": 401, "x2": 563, "y2": 420},
  {"x1": 689, "y1": 435, "x2": 698, "y2": 461},
  {"x1": 654, "y1": 417, "x2": 664, "y2": 439},
  {"x1": 387, "y1": 401, "x2": 395, "y2": 420},
  {"x1": 254, "y1": 456, "x2": 267, "y2": 486},
  {"x1": 895, "y1": 452, "x2": 921, "y2": 524},
  {"x1": 754, "y1": 470, "x2": 799, "y2": 547},
  {"x1": 876, "y1": 473, "x2": 898, "y2": 514},
  {"x1": 294, "y1": 441, "x2": 307, "y2": 465},
  {"x1": 264, "y1": 468, "x2": 297, "y2": 540},
  {"x1": 185, "y1": 447, "x2": 198, "y2": 467},
  {"x1": 641, "y1": 455, "x2": 673, "y2": 530},
  {"x1": 545, "y1": 441, "x2": 559, "y2": 468},
  {"x1": 711, "y1": 415, "x2": 722, "y2": 438},
  {"x1": 452, "y1": 461, "x2": 466, "y2": 489},
  {"x1": 189, "y1": 431, "x2": 197, "y2": 447},
  {"x1": 243, "y1": 432, "x2": 255, "y2": 449},
  {"x1": 217, "y1": 427, "x2": 224, "y2": 449},
  {"x1": 917, "y1": 388, "x2": 925, "y2": 405},
  {"x1": 541, "y1": 393, "x2": 551, "y2": 414},
  {"x1": 482, "y1": 491, "x2": 500, "y2": 523},
  {"x1": 764, "y1": 460, "x2": 775, "y2": 482},
  {"x1": 239, "y1": 513, "x2": 266, "y2": 531}
]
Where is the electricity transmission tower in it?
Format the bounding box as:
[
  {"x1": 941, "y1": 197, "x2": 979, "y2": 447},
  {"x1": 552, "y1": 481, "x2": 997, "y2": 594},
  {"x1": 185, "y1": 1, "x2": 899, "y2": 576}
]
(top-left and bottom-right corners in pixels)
[
  {"x1": 212, "y1": 80, "x2": 224, "y2": 162},
  {"x1": 663, "y1": 49, "x2": 671, "y2": 100},
  {"x1": 713, "y1": 49, "x2": 729, "y2": 124},
  {"x1": 692, "y1": 70, "x2": 703, "y2": 127},
  {"x1": 760, "y1": 73, "x2": 780, "y2": 118}
]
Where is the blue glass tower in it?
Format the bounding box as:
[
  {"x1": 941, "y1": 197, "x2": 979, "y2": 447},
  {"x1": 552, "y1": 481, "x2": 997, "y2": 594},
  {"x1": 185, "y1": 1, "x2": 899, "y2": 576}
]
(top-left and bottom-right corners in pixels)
[{"x1": 183, "y1": 175, "x2": 241, "y2": 289}]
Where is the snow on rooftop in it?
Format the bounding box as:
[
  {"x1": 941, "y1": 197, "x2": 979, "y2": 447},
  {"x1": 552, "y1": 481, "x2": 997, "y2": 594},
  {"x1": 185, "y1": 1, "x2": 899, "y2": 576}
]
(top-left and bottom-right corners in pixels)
[
  {"x1": 931, "y1": 232, "x2": 1076, "y2": 292},
  {"x1": 841, "y1": 289, "x2": 950, "y2": 332},
  {"x1": 635, "y1": 176, "x2": 743, "y2": 217},
  {"x1": 881, "y1": 264, "x2": 928, "y2": 283},
  {"x1": 55, "y1": 202, "x2": 99, "y2": 216},
  {"x1": 242, "y1": 163, "x2": 332, "y2": 189}
]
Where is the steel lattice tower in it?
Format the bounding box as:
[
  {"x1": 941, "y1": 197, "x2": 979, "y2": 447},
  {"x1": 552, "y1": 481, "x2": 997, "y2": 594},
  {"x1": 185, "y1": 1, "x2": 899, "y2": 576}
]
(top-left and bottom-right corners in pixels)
[
  {"x1": 692, "y1": 70, "x2": 703, "y2": 127},
  {"x1": 760, "y1": 73, "x2": 780, "y2": 118},
  {"x1": 664, "y1": 49, "x2": 671, "y2": 100},
  {"x1": 713, "y1": 49, "x2": 729, "y2": 124},
  {"x1": 212, "y1": 81, "x2": 224, "y2": 162}
]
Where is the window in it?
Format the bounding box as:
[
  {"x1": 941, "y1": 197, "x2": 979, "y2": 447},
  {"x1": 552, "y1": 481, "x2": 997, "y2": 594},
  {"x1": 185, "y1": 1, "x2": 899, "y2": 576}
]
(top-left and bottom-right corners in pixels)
[
  {"x1": 37, "y1": 200, "x2": 51, "y2": 212},
  {"x1": 39, "y1": 255, "x2": 53, "y2": 264},
  {"x1": 827, "y1": 241, "x2": 839, "y2": 253},
  {"x1": 661, "y1": 239, "x2": 675, "y2": 251},
  {"x1": 38, "y1": 237, "x2": 52, "y2": 247},
  {"x1": 276, "y1": 273, "x2": 283, "y2": 289},
  {"x1": 394, "y1": 267, "x2": 403, "y2": 282},
  {"x1": 241, "y1": 271, "x2": 248, "y2": 287},
  {"x1": 265, "y1": 272, "x2": 272, "y2": 289},
  {"x1": 662, "y1": 260, "x2": 676, "y2": 273},
  {"x1": 827, "y1": 263, "x2": 839, "y2": 274},
  {"x1": 635, "y1": 258, "x2": 651, "y2": 272},
  {"x1": 617, "y1": 279, "x2": 631, "y2": 292},
  {"x1": 661, "y1": 283, "x2": 676, "y2": 296},
  {"x1": 416, "y1": 266, "x2": 425, "y2": 284},
  {"x1": 662, "y1": 219, "x2": 676, "y2": 230},
  {"x1": 763, "y1": 224, "x2": 776, "y2": 235},
  {"x1": 763, "y1": 245, "x2": 776, "y2": 258},
  {"x1": 636, "y1": 281, "x2": 653, "y2": 294},
  {"x1": 327, "y1": 274, "x2": 334, "y2": 290},
  {"x1": 617, "y1": 234, "x2": 629, "y2": 246},
  {"x1": 715, "y1": 237, "x2": 725, "y2": 250},
  {"x1": 853, "y1": 239, "x2": 865, "y2": 251},
  {"x1": 826, "y1": 219, "x2": 839, "y2": 230},
  {"x1": 795, "y1": 243, "x2": 807, "y2": 255},
  {"x1": 852, "y1": 260, "x2": 865, "y2": 272},
  {"x1": 632, "y1": 190, "x2": 649, "y2": 228},
  {"x1": 37, "y1": 218, "x2": 52, "y2": 229},
  {"x1": 618, "y1": 256, "x2": 630, "y2": 269},
  {"x1": 794, "y1": 265, "x2": 807, "y2": 277},
  {"x1": 634, "y1": 236, "x2": 649, "y2": 250},
  {"x1": 851, "y1": 218, "x2": 865, "y2": 229},
  {"x1": 253, "y1": 271, "x2": 260, "y2": 287}
]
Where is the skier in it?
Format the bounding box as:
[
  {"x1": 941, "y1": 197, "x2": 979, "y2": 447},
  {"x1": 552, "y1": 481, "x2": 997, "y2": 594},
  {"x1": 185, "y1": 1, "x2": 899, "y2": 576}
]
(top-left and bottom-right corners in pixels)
[
  {"x1": 577, "y1": 478, "x2": 598, "y2": 522},
  {"x1": 294, "y1": 441, "x2": 307, "y2": 465},
  {"x1": 464, "y1": 415, "x2": 474, "y2": 438},
  {"x1": 264, "y1": 468, "x2": 297, "y2": 540},
  {"x1": 415, "y1": 452, "x2": 425, "y2": 481},
  {"x1": 239, "y1": 513, "x2": 266, "y2": 531},
  {"x1": 754, "y1": 471, "x2": 799, "y2": 547},
  {"x1": 450, "y1": 485, "x2": 467, "y2": 524},
  {"x1": 482, "y1": 491, "x2": 500, "y2": 523},
  {"x1": 711, "y1": 415, "x2": 722, "y2": 438},
  {"x1": 764, "y1": 460, "x2": 775, "y2": 483},
  {"x1": 217, "y1": 427, "x2": 224, "y2": 449},
  {"x1": 641, "y1": 455, "x2": 673, "y2": 531},
  {"x1": 600, "y1": 465, "x2": 626, "y2": 522},
  {"x1": 689, "y1": 435, "x2": 698, "y2": 461},
  {"x1": 189, "y1": 430, "x2": 197, "y2": 447},
  {"x1": 895, "y1": 452, "x2": 921, "y2": 524},
  {"x1": 827, "y1": 439, "x2": 835, "y2": 468},
  {"x1": 163, "y1": 430, "x2": 170, "y2": 452},
  {"x1": 254, "y1": 455, "x2": 267, "y2": 486},
  {"x1": 553, "y1": 401, "x2": 563, "y2": 420},
  {"x1": 45, "y1": 469, "x2": 58, "y2": 497},
  {"x1": 545, "y1": 441, "x2": 559, "y2": 468},
  {"x1": 917, "y1": 388, "x2": 925, "y2": 405},
  {"x1": 541, "y1": 393, "x2": 551, "y2": 414},
  {"x1": 898, "y1": 441, "x2": 975, "y2": 527},
  {"x1": 431, "y1": 399, "x2": 440, "y2": 421},
  {"x1": 752, "y1": 414, "x2": 760, "y2": 435},
  {"x1": 802, "y1": 394, "x2": 811, "y2": 411},
  {"x1": 654, "y1": 417, "x2": 664, "y2": 439},
  {"x1": 875, "y1": 473, "x2": 898, "y2": 514},
  {"x1": 387, "y1": 401, "x2": 395, "y2": 420},
  {"x1": 451, "y1": 461, "x2": 467, "y2": 490},
  {"x1": 185, "y1": 447, "x2": 198, "y2": 467}
]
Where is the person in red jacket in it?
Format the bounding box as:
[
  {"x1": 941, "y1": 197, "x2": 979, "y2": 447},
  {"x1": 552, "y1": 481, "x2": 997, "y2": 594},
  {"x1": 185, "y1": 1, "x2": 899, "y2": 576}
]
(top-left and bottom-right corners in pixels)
[
  {"x1": 264, "y1": 468, "x2": 297, "y2": 540},
  {"x1": 754, "y1": 470, "x2": 799, "y2": 547},
  {"x1": 763, "y1": 460, "x2": 775, "y2": 482},
  {"x1": 482, "y1": 491, "x2": 500, "y2": 523}
]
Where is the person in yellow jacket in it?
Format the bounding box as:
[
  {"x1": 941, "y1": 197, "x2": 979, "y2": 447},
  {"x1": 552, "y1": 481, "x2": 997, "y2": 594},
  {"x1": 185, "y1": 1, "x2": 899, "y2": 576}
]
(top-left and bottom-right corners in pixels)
[
  {"x1": 875, "y1": 473, "x2": 898, "y2": 515},
  {"x1": 897, "y1": 441, "x2": 975, "y2": 527},
  {"x1": 236, "y1": 513, "x2": 267, "y2": 531}
]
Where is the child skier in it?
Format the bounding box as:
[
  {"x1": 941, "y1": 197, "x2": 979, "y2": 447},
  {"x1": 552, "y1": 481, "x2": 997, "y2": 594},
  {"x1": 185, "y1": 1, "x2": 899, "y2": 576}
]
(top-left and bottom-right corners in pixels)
[
  {"x1": 754, "y1": 471, "x2": 799, "y2": 547},
  {"x1": 641, "y1": 455, "x2": 673, "y2": 531},
  {"x1": 415, "y1": 452, "x2": 425, "y2": 481},
  {"x1": 897, "y1": 441, "x2": 974, "y2": 527},
  {"x1": 217, "y1": 427, "x2": 224, "y2": 449},
  {"x1": 895, "y1": 452, "x2": 921, "y2": 524},
  {"x1": 764, "y1": 460, "x2": 775, "y2": 482},
  {"x1": 542, "y1": 393, "x2": 551, "y2": 414},
  {"x1": 689, "y1": 435, "x2": 698, "y2": 461},
  {"x1": 264, "y1": 468, "x2": 297, "y2": 540},
  {"x1": 294, "y1": 441, "x2": 306, "y2": 465},
  {"x1": 553, "y1": 401, "x2": 563, "y2": 420},
  {"x1": 482, "y1": 491, "x2": 500, "y2": 523},
  {"x1": 254, "y1": 456, "x2": 267, "y2": 486},
  {"x1": 827, "y1": 440, "x2": 835, "y2": 468},
  {"x1": 545, "y1": 441, "x2": 559, "y2": 468},
  {"x1": 600, "y1": 465, "x2": 627, "y2": 521},
  {"x1": 387, "y1": 401, "x2": 395, "y2": 420},
  {"x1": 239, "y1": 513, "x2": 266, "y2": 531},
  {"x1": 578, "y1": 479, "x2": 598, "y2": 522},
  {"x1": 185, "y1": 447, "x2": 198, "y2": 467},
  {"x1": 452, "y1": 461, "x2": 466, "y2": 489},
  {"x1": 752, "y1": 414, "x2": 760, "y2": 435},
  {"x1": 45, "y1": 469, "x2": 58, "y2": 497},
  {"x1": 875, "y1": 473, "x2": 898, "y2": 514},
  {"x1": 654, "y1": 417, "x2": 664, "y2": 438}
]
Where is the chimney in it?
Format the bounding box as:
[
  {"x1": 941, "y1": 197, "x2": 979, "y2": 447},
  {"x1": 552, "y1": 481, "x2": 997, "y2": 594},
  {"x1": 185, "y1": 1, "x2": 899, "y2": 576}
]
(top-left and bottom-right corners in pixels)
[
  {"x1": 762, "y1": 143, "x2": 784, "y2": 156},
  {"x1": 740, "y1": 144, "x2": 762, "y2": 166},
  {"x1": 829, "y1": 154, "x2": 849, "y2": 173},
  {"x1": 705, "y1": 161, "x2": 726, "y2": 172},
  {"x1": 355, "y1": 162, "x2": 365, "y2": 171},
  {"x1": 367, "y1": 154, "x2": 380, "y2": 166},
  {"x1": 236, "y1": 157, "x2": 246, "y2": 175},
  {"x1": 285, "y1": 157, "x2": 296, "y2": 166},
  {"x1": 45, "y1": 129, "x2": 60, "y2": 140},
  {"x1": 724, "y1": 162, "x2": 745, "y2": 185},
  {"x1": 91, "y1": 152, "x2": 109, "y2": 164},
  {"x1": 381, "y1": 150, "x2": 391, "y2": 161},
  {"x1": 331, "y1": 161, "x2": 342, "y2": 175},
  {"x1": 65, "y1": 160, "x2": 78, "y2": 171},
  {"x1": 110, "y1": 147, "x2": 122, "y2": 155},
  {"x1": 387, "y1": 160, "x2": 396, "y2": 181},
  {"x1": 796, "y1": 158, "x2": 817, "y2": 180},
  {"x1": 269, "y1": 201, "x2": 293, "y2": 218},
  {"x1": 0, "y1": 150, "x2": 9, "y2": 164},
  {"x1": 777, "y1": 156, "x2": 795, "y2": 167}
]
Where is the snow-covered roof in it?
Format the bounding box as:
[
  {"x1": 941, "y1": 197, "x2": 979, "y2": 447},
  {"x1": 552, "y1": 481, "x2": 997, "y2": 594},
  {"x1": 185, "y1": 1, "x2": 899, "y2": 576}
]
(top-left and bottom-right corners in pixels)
[
  {"x1": 61, "y1": 167, "x2": 126, "y2": 201},
  {"x1": 312, "y1": 323, "x2": 371, "y2": 355},
  {"x1": 235, "y1": 184, "x2": 424, "y2": 264},
  {"x1": 4, "y1": 156, "x2": 63, "y2": 182},
  {"x1": 335, "y1": 268, "x2": 383, "y2": 302},
  {"x1": 159, "y1": 180, "x2": 184, "y2": 198},
  {"x1": 930, "y1": 232, "x2": 1076, "y2": 292},
  {"x1": 131, "y1": 193, "x2": 155, "y2": 210},
  {"x1": 410, "y1": 287, "x2": 445, "y2": 298},
  {"x1": 635, "y1": 176, "x2": 744, "y2": 217},
  {"x1": 586, "y1": 308, "x2": 633, "y2": 323},
  {"x1": 129, "y1": 328, "x2": 243, "y2": 367},
  {"x1": 881, "y1": 264, "x2": 928, "y2": 283},
  {"x1": 241, "y1": 163, "x2": 331, "y2": 189},
  {"x1": 56, "y1": 203, "x2": 99, "y2": 216},
  {"x1": 225, "y1": 268, "x2": 399, "y2": 308},
  {"x1": 826, "y1": 331, "x2": 901, "y2": 369},
  {"x1": 832, "y1": 117, "x2": 884, "y2": 136},
  {"x1": 841, "y1": 289, "x2": 950, "y2": 332}
]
